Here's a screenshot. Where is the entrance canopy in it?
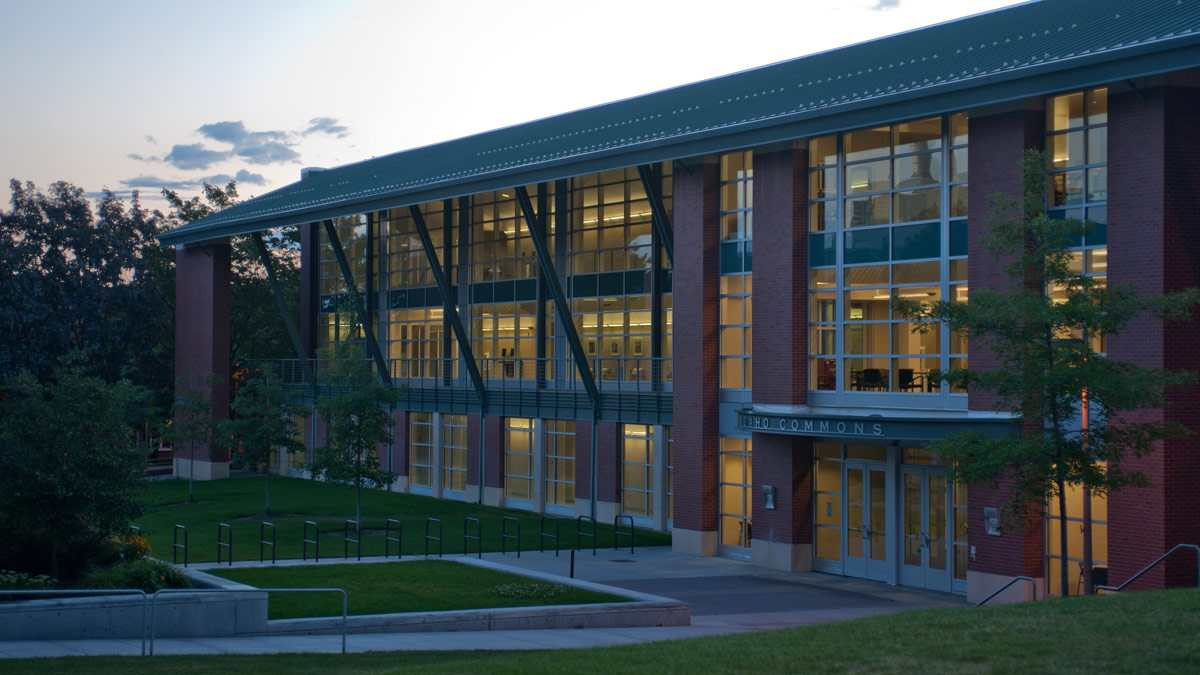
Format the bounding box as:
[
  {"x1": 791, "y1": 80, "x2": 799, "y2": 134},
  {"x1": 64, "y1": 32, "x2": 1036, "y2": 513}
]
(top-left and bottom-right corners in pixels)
[{"x1": 737, "y1": 406, "x2": 1017, "y2": 444}]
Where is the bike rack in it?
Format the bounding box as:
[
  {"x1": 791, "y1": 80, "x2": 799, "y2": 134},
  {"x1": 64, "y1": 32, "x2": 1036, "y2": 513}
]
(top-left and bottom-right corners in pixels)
[
  {"x1": 502, "y1": 516, "x2": 521, "y2": 557},
  {"x1": 172, "y1": 524, "x2": 188, "y2": 567},
  {"x1": 151, "y1": 587, "x2": 347, "y2": 655},
  {"x1": 344, "y1": 519, "x2": 360, "y2": 560},
  {"x1": 259, "y1": 522, "x2": 276, "y2": 564},
  {"x1": 576, "y1": 515, "x2": 596, "y2": 555},
  {"x1": 425, "y1": 517, "x2": 443, "y2": 557},
  {"x1": 975, "y1": 575, "x2": 1037, "y2": 606},
  {"x1": 463, "y1": 517, "x2": 482, "y2": 559},
  {"x1": 216, "y1": 522, "x2": 233, "y2": 566},
  {"x1": 614, "y1": 514, "x2": 635, "y2": 554},
  {"x1": 1097, "y1": 543, "x2": 1200, "y2": 593},
  {"x1": 303, "y1": 520, "x2": 320, "y2": 562},
  {"x1": 385, "y1": 518, "x2": 402, "y2": 559},
  {"x1": 540, "y1": 516, "x2": 560, "y2": 556}
]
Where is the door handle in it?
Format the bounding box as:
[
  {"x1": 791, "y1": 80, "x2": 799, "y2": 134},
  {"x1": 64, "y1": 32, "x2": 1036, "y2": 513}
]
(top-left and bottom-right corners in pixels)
[{"x1": 859, "y1": 524, "x2": 872, "y2": 540}]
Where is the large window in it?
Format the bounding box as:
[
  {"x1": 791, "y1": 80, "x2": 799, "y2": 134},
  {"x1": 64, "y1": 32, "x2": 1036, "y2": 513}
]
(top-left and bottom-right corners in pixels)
[
  {"x1": 442, "y1": 414, "x2": 468, "y2": 493},
  {"x1": 621, "y1": 424, "x2": 655, "y2": 517},
  {"x1": 544, "y1": 420, "x2": 575, "y2": 508},
  {"x1": 471, "y1": 189, "x2": 541, "y2": 282},
  {"x1": 385, "y1": 201, "x2": 455, "y2": 289},
  {"x1": 573, "y1": 295, "x2": 655, "y2": 382},
  {"x1": 504, "y1": 418, "x2": 535, "y2": 502},
  {"x1": 388, "y1": 308, "x2": 446, "y2": 379},
  {"x1": 570, "y1": 168, "x2": 669, "y2": 275},
  {"x1": 473, "y1": 301, "x2": 538, "y2": 380},
  {"x1": 408, "y1": 412, "x2": 433, "y2": 489},
  {"x1": 719, "y1": 437, "x2": 753, "y2": 549},
  {"x1": 1045, "y1": 482, "x2": 1107, "y2": 597},
  {"x1": 807, "y1": 114, "x2": 968, "y2": 395},
  {"x1": 318, "y1": 215, "x2": 369, "y2": 349},
  {"x1": 719, "y1": 275, "x2": 752, "y2": 389}
]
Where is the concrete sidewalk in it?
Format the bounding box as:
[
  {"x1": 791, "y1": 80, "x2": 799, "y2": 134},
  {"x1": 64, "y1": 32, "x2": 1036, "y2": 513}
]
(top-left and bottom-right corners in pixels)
[{"x1": 0, "y1": 547, "x2": 966, "y2": 659}]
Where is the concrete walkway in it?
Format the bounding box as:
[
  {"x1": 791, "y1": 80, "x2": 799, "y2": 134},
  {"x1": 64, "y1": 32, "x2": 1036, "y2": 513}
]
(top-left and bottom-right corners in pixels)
[{"x1": 0, "y1": 547, "x2": 966, "y2": 659}]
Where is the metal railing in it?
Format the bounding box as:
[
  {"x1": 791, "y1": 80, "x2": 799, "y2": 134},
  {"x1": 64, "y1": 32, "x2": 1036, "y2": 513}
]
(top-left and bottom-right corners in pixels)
[
  {"x1": 425, "y1": 518, "x2": 443, "y2": 557},
  {"x1": 463, "y1": 517, "x2": 481, "y2": 559},
  {"x1": 1097, "y1": 543, "x2": 1200, "y2": 593},
  {"x1": 614, "y1": 515, "x2": 635, "y2": 554},
  {"x1": 344, "y1": 520, "x2": 361, "y2": 560},
  {"x1": 173, "y1": 525, "x2": 188, "y2": 567},
  {"x1": 260, "y1": 522, "x2": 276, "y2": 564},
  {"x1": 216, "y1": 523, "x2": 233, "y2": 566},
  {"x1": 303, "y1": 520, "x2": 320, "y2": 562},
  {"x1": 150, "y1": 587, "x2": 347, "y2": 655},
  {"x1": 385, "y1": 518, "x2": 402, "y2": 559},
  {"x1": 576, "y1": 516, "x2": 596, "y2": 555},
  {"x1": 975, "y1": 575, "x2": 1037, "y2": 606},
  {"x1": 0, "y1": 589, "x2": 149, "y2": 655},
  {"x1": 502, "y1": 516, "x2": 521, "y2": 557}
]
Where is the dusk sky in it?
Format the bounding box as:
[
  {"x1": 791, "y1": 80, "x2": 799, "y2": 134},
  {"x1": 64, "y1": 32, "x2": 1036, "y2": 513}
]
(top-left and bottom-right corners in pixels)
[{"x1": 1, "y1": 0, "x2": 1020, "y2": 210}]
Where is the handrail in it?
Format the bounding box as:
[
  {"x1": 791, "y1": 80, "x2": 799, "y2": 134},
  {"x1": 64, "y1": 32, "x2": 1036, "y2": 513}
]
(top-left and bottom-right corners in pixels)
[
  {"x1": 502, "y1": 516, "x2": 521, "y2": 557},
  {"x1": 463, "y1": 517, "x2": 482, "y2": 559},
  {"x1": 425, "y1": 517, "x2": 443, "y2": 557},
  {"x1": 540, "y1": 516, "x2": 560, "y2": 557},
  {"x1": 303, "y1": 520, "x2": 320, "y2": 562},
  {"x1": 1096, "y1": 543, "x2": 1200, "y2": 593},
  {"x1": 385, "y1": 518, "x2": 402, "y2": 559},
  {"x1": 975, "y1": 575, "x2": 1037, "y2": 606},
  {"x1": 576, "y1": 515, "x2": 596, "y2": 556},
  {"x1": 259, "y1": 522, "x2": 276, "y2": 564},
  {"x1": 216, "y1": 523, "x2": 233, "y2": 566},
  {"x1": 151, "y1": 587, "x2": 347, "y2": 655},
  {"x1": 1, "y1": 589, "x2": 148, "y2": 655},
  {"x1": 614, "y1": 514, "x2": 635, "y2": 554},
  {"x1": 344, "y1": 519, "x2": 360, "y2": 560},
  {"x1": 173, "y1": 524, "x2": 188, "y2": 567}
]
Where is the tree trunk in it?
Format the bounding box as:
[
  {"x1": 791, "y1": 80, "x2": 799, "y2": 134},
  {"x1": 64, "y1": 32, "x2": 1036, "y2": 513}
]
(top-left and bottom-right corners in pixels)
[{"x1": 1057, "y1": 476, "x2": 1070, "y2": 596}]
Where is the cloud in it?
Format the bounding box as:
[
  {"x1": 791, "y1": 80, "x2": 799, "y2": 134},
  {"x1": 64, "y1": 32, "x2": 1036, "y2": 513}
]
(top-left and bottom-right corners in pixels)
[
  {"x1": 303, "y1": 117, "x2": 350, "y2": 138},
  {"x1": 163, "y1": 143, "x2": 231, "y2": 171},
  {"x1": 235, "y1": 141, "x2": 301, "y2": 165},
  {"x1": 234, "y1": 169, "x2": 267, "y2": 185},
  {"x1": 119, "y1": 170, "x2": 264, "y2": 192},
  {"x1": 868, "y1": 0, "x2": 899, "y2": 9},
  {"x1": 145, "y1": 135, "x2": 157, "y2": 145}
]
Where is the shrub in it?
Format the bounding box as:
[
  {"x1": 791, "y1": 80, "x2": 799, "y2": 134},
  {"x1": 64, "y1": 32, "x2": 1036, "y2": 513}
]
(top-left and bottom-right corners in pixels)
[
  {"x1": 0, "y1": 569, "x2": 57, "y2": 601},
  {"x1": 81, "y1": 558, "x2": 191, "y2": 593}
]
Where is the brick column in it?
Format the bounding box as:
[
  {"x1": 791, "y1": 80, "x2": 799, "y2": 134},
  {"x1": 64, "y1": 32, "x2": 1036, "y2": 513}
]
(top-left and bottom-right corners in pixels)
[
  {"x1": 594, "y1": 421, "x2": 621, "y2": 523},
  {"x1": 750, "y1": 142, "x2": 813, "y2": 571},
  {"x1": 389, "y1": 410, "x2": 410, "y2": 491},
  {"x1": 574, "y1": 418, "x2": 593, "y2": 516},
  {"x1": 671, "y1": 157, "x2": 721, "y2": 556},
  {"x1": 467, "y1": 414, "x2": 503, "y2": 506},
  {"x1": 174, "y1": 240, "x2": 232, "y2": 480},
  {"x1": 964, "y1": 102, "x2": 1047, "y2": 602},
  {"x1": 1108, "y1": 84, "x2": 1200, "y2": 590}
]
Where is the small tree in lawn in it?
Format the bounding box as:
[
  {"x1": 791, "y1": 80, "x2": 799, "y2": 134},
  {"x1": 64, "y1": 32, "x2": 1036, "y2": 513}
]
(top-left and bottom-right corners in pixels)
[
  {"x1": 895, "y1": 150, "x2": 1197, "y2": 596},
  {"x1": 163, "y1": 373, "x2": 223, "y2": 503},
  {"x1": 222, "y1": 370, "x2": 309, "y2": 515},
  {"x1": 309, "y1": 343, "x2": 400, "y2": 530}
]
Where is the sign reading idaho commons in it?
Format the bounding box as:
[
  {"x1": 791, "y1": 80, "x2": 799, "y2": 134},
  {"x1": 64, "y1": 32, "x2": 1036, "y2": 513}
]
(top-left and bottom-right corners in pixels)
[{"x1": 737, "y1": 409, "x2": 1017, "y2": 443}]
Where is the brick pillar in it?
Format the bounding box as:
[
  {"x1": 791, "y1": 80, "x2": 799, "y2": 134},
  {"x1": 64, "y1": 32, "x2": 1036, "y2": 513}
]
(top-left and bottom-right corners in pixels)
[
  {"x1": 671, "y1": 157, "x2": 721, "y2": 556},
  {"x1": 963, "y1": 102, "x2": 1047, "y2": 602},
  {"x1": 1108, "y1": 84, "x2": 1200, "y2": 590},
  {"x1": 574, "y1": 418, "x2": 593, "y2": 512},
  {"x1": 470, "y1": 414, "x2": 503, "y2": 506},
  {"x1": 174, "y1": 240, "x2": 232, "y2": 480},
  {"x1": 749, "y1": 142, "x2": 813, "y2": 571},
  {"x1": 594, "y1": 421, "x2": 621, "y2": 523}
]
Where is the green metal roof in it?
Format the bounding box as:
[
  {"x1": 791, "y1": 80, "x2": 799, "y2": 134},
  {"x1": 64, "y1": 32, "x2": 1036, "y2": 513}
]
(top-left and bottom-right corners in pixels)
[{"x1": 161, "y1": 0, "x2": 1200, "y2": 246}]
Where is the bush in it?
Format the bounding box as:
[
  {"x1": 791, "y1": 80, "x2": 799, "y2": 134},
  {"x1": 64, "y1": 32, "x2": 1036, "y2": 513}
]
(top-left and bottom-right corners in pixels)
[
  {"x1": 0, "y1": 569, "x2": 57, "y2": 601},
  {"x1": 81, "y1": 558, "x2": 191, "y2": 593}
]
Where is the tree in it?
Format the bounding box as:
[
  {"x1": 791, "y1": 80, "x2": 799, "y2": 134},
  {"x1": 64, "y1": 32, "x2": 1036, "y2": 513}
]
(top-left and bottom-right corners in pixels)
[
  {"x1": 309, "y1": 343, "x2": 400, "y2": 528},
  {"x1": 895, "y1": 150, "x2": 1197, "y2": 596},
  {"x1": 222, "y1": 370, "x2": 309, "y2": 515},
  {"x1": 162, "y1": 373, "x2": 223, "y2": 504},
  {"x1": 0, "y1": 360, "x2": 148, "y2": 579}
]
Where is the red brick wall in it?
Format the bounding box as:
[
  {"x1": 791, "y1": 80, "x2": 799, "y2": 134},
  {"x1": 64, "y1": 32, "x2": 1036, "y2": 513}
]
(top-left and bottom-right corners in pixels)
[
  {"x1": 964, "y1": 104, "x2": 1046, "y2": 578},
  {"x1": 485, "y1": 415, "x2": 503, "y2": 489},
  {"x1": 595, "y1": 421, "x2": 621, "y2": 504},
  {"x1": 575, "y1": 418, "x2": 593, "y2": 501},
  {"x1": 1108, "y1": 85, "x2": 1200, "y2": 589},
  {"x1": 174, "y1": 240, "x2": 232, "y2": 464},
  {"x1": 671, "y1": 158, "x2": 721, "y2": 533},
  {"x1": 752, "y1": 435, "x2": 814, "y2": 545},
  {"x1": 466, "y1": 413, "x2": 480, "y2": 492}
]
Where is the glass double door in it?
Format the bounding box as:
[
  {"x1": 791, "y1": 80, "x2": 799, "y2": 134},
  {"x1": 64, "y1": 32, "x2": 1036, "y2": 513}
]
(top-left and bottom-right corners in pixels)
[
  {"x1": 843, "y1": 462, "x2": 889, "y2": 582},
  {"x1": 899, "y1": 466, "x2": 953, "y2": 592}
]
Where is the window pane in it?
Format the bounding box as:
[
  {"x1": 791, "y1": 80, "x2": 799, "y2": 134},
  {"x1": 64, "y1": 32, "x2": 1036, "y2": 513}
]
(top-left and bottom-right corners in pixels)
[
  {"x1": 844, "y1": 229, "x2": 890, "y2": 264},
  {"x1": 845, "y1": 126, "x2": 891, "y2": 162},
  {"x1": 894, "y1": 117, "x2": 942, "y2": 154},
  {"x1": 893, "y1": 189, "x2": 940, "y2": 223},
  {"x1": 892, "y1": 222, "x2": 940, "y2": 260}
]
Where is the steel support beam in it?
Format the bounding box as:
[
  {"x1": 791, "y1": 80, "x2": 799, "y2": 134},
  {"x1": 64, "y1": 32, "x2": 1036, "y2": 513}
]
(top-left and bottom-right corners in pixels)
[
  {"x1": 514, "y1": 186, "x2": 600, "y2": 411},
  {"x1": 252, "y1": 232, "x2": 318, "y2": 396},
  {"x1": 408, "y1": 205, "x2": 489, "y2": 413},
  {"x1": 637, "y1": 164, "x2": 674, "y2": 267},
  {"x1": 322, "y1": 219, "x2": 392, "y2": 386}
]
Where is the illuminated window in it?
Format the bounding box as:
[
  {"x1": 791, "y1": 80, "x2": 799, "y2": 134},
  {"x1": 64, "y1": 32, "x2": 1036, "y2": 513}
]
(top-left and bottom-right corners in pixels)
[
  {"x1": 621, "y1": 424, "x2": 655, "y2": 517},
  {"x1": 442, "y1": 414, "x2": 468, "y2": 493},
  {"x1": 719, "y1": 437, "x2": 752, "y2": 549},
  {"x1": 544, "y1": 420, "x2": 575, "y2": 507},
  {"x1": 409, "y1": 412, "x2": 433, "y2": 489},
  {"x1": 504, "y1": 418, "x2": 534, "y2": 502}
]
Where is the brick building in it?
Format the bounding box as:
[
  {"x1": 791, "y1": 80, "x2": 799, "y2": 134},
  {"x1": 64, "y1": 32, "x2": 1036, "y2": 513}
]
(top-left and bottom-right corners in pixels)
[{"x1": 162, "y1": 0, "x2": 1200, "y2": 601}]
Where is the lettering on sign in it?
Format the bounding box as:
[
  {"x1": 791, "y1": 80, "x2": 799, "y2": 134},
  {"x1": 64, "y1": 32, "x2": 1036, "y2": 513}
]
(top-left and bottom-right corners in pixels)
[{"x1": 738, "y1": 414, "x2": 884, "y2": 437}]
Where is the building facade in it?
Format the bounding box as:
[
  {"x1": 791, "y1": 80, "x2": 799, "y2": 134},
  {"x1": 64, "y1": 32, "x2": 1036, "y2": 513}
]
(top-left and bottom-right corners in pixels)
[{"x1": 164, "y1": 0, "x2": 1200, "y2": 602}]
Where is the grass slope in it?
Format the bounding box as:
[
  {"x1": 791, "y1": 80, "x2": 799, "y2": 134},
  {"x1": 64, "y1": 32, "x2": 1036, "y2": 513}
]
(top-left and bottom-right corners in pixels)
[
  {"x1": 207, "y1": 560, "x2": 626, "y2": 618},
  {"x1": 16, "y1": 588, "x2": 1200, "y2": 673},
  {"x1": 136, "y1": 476, "x2": 668, "y2": 563}
]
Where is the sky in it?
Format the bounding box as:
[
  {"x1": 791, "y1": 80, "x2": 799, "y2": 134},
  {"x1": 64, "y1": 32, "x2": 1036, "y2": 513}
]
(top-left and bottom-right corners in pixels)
[{"x1": 0, "y1": 0, "x2": 1023, "y2": 210}]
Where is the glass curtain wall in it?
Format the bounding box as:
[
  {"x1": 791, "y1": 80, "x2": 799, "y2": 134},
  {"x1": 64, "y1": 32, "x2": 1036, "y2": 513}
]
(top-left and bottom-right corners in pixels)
[
  {"x1": 807, "y1": 115, "x2": 968, "y2": 396},
  {"x1": 409, "y1": 412, "x2": 434, "y2": 489},
  {"x1": 719, "y1": 437, "x2": 753, "y2": 550},
  {"x1": 544, "y1": 420, "x2": 576, "y2": 508},
  {"x1": 504, "y1": 418, "x2": 535, "y2": 501},
  {"x1": 621, "y1": 424, "x2": 655, "y2": 517},
  {"x1": 318, "y1": 214, "x2": 369, "y2": 349},
  {"x1": 442, "y1": 414, "x2": 468, "y2": 493},
  {"x1": 719, "y1": 150, "x2": 753, "y2": 391}
]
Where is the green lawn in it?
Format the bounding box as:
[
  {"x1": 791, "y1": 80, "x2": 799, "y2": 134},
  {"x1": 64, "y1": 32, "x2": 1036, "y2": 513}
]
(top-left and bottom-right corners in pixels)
[
  {"x1": 135, "y1": 476, "x2": 668, "y2": 564},
  {"x1": 207, "y1": 560, "x2": 626, "y2": 619},
  {"x1": 15, "y1": 588, "x2": 1200, "y2": 673}
]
